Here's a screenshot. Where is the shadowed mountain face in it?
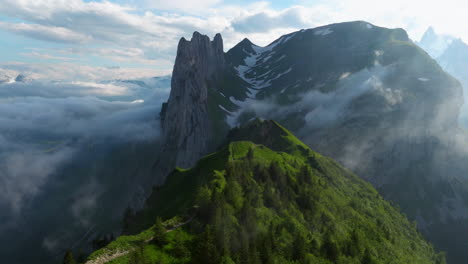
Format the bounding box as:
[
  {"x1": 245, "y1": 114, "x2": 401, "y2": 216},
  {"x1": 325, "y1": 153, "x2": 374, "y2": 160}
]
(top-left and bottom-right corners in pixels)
[{"x1": 161, "y1": 21, "x2": 468, "y2": 263}]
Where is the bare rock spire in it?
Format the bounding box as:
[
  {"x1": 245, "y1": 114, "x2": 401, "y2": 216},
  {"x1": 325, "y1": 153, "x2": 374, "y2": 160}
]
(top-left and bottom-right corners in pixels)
[{"x1": 161, "y1": 32, "x2": 225, "y2": 168}]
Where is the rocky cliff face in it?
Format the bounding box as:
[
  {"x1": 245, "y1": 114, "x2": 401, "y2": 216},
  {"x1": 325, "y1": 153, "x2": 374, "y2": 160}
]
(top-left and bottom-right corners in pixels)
[{"x1": 161, "y1": 32, "x2": 225, "y2": 168}]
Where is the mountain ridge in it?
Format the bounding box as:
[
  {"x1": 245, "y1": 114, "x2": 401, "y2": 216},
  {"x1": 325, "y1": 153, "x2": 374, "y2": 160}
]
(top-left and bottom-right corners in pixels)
[{"x1": 89, "y1": 119, "x2": 445, "y2": 264}]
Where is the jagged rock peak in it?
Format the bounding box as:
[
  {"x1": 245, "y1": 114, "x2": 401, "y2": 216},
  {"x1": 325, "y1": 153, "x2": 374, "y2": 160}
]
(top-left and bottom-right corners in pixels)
[
  {"x1": 176, "y1": 31, "x2": 225, "y2": 78},
  {"x1": 161, "y1": 31, "x2": 226, "y2": 168}
]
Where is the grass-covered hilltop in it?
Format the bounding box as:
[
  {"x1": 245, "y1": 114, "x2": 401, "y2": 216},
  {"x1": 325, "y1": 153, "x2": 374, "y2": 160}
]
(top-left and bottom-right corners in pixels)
[{"x1": 83, "y1": 120, "x2": 445, "y2": 264}]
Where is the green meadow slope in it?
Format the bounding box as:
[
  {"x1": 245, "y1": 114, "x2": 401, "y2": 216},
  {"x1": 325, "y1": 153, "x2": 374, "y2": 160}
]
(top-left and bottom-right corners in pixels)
[{"x1": 88, "y1": 120, "x2": 445, "y2": 264}]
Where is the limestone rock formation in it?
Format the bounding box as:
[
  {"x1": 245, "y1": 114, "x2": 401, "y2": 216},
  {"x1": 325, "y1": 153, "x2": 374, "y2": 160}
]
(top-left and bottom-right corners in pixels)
[{"x1": 161, "y1": 32, "x2": 225, "y2": 168}]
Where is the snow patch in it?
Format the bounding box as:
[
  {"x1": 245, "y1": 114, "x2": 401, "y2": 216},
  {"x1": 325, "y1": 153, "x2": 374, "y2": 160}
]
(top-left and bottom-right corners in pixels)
[
  {"x1": 374, "y1": 50, "x2": 384, "y2": 56},
  {"x1": 261, "y1": 32, "x2": 296, "y2": 53},
  {"x1": 260, "y1": 51, "x2": 275, "y2": 63},
  {"x1": 339, "y1": 72, "x2": 351, "y2": 80},
  {"x1": 366, "y1": 24, "x2": 373, "y2": 29},
  {"x1": 418, "y1": 77, "x2": 430, "y2": 82},
  {"x1": 218, "y1": 104, "x2": 232, "y2": 114},
  {"x1": 276, "y1": 55, "x2": 286, "y2": 62},
  {"x1": 274, "y1": 67, "x2": 292, "y2": 80},
  {"x1": 314, "y1": 28, "x2": 333, "y2": 36},
  {"x1": 244, "y1": 53, "x2": 258, "y2": 67}
]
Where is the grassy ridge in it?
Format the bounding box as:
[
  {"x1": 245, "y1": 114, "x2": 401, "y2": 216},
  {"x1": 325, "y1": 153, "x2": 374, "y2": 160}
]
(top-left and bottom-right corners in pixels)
[{"x1": 90, "y1": 120, "x2": 445, "y2": 264}]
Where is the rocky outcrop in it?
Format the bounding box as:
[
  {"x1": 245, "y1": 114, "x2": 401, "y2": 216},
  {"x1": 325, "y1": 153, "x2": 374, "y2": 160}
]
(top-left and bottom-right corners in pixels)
[{"x1": 161, "y1": 32, "x2": 225, "y2": 168}]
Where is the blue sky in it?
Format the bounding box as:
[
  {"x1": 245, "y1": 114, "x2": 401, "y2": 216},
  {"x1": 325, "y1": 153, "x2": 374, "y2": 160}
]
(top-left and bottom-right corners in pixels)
[{"x1": 0, "y1": 0, "x2": 466, "y2": 81}]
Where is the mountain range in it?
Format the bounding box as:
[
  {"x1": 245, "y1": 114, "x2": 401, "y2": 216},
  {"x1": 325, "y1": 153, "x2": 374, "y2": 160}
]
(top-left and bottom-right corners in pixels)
[
  {"x1": 156, "y1": 21, "x2": 468, "y2": 264},
  {"x1": 7, "y1": 21, "x2": 468, "y2": 264}
]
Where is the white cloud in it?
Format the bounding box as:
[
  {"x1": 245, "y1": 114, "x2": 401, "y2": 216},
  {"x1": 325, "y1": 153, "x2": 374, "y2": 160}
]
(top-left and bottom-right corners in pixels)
[
  {"x1": 21, "y1": 51, "x2": 82, "y2": 61},
  {"x1": 298, "y1": 0, "x2": 468, "y2": 41},
  {"x1": 0, "y1": 21, "x2": 92, "y2": 43},
  {"x1": 1, "y1": 62, "x2": 171, "y2": 81},
  {"x1": 1, "y1": 0, "x2": 468, "y2": 76},
  {"x1": 231, "y1": 5, "x2": 323, "y2": 34},
  {"x1": 131, "y1": 0, "x2": 222, "y2": 12},
  {"x1": 0, "y1": 73, "x2": 171, "y2": 214},
  {"x1": 0, "y1": 142, "x2": 75, "y2": 214}
]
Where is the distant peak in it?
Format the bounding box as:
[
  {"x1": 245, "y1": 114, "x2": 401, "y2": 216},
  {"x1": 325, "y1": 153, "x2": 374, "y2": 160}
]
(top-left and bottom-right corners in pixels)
[
  {"x1": 240, "y1": 38, "x2": 253, "y2": 45},
  {"x1": 420, "y1": 26, "x2": 437, "y2": 42},
  {"x1": 426, "y1": 26, "x2": 436, "y2": 34}
]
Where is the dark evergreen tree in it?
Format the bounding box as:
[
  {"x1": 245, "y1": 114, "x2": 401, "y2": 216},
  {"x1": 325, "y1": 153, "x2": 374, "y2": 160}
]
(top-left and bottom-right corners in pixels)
[
  {"x1": 268, "y1": 161, "x2": 281, "y2": 182},
  {"x1": 436, "y1": 252, "x2": 447, "y2": 264},
  {"x1": 362, "y1": 248, "x2": 377, "y2": 264},
  {"x1": 322, "y1": 234, "x2": 340, "y2": 262},
  {"x1": 62, "y1": 250, "x2": 76, "y2": 264},
  {"x1": 171, "y1": 232, "x2": 191, "y2": 259},
  {"x1": 193, "y1": 225, "x2": 220, "y2": 264},
  {"x1": 152, "y1": 217, "x2": 167, "y2": 247},
  {"x1": 292, "y1": 235, "x2": 307, "y2": 261},
  {"x1": 246, "y1": 147, "x2": 254, "y2": 161},
  {"x1": 123, "y1": 207, "x2": 134, "y2": 232}
]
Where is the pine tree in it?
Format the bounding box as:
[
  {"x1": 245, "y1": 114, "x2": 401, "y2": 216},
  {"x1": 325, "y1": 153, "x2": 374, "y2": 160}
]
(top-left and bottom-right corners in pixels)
[
  {"x1": 436, "y1": 252, "x2": 447, "y2": 264},
  {"x1": 63, "y1": 250, "x2": 76, "y2": 264},
  {"x1": 346, "y1": 229, "x2": 362, "y2": 257},
  {"x1": 322, "y1": 234, "x2": 340, "y2": 262},
  {"x1": 152, "y1": 217, "x2": 167, "y2": 247},
  {"x1": 193, "y1": 225, "x2": 220, "y2": 264},
  {"x1": 292, "y1": 235, "x2": 307, "y2": 261},
  {"x1": 362, "y1": 248, "x2": 377, "y2": 264},
  {"x1": 129, "y1": 245, "x2": 144, "y2": 264},
  {"x1": 171, "y1": 232, "x2": 191, "y2": 259},
  {"x1": 269, "y1": 161, "x2": 281, "y2": 182},
  {"x1": 123, "y1": 207, "x2": 134, "y2": 232},
  {"x1": 246, "y1": 147, "x2": 254, "y2": 161}
]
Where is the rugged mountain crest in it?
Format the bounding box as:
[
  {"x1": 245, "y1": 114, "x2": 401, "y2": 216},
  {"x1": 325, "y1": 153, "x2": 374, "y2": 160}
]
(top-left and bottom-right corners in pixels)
[{"x1": 161, "y1": 32, "x2": 225, "y2": 168}]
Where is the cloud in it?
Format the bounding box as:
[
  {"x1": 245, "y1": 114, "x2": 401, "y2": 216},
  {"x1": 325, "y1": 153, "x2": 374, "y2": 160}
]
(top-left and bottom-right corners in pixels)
[
  {"x1": 231, "y1": 6, "x2": 319, "y2": 34},
  {"x1": 0, "y1": 142, "x2": 75, "y2": 214},
  {"x1": 0, "y1": 63, "x2": 171, "y2": 81},
  {"x1": 0, "y1": 75, "x2": 171, "y2": 214},
  {"x1": 129, "y1": 0, "x2": 222, "y2": 12},
  {"x1": 0, "y1": 80, "x2": 128, "y2": 98},
  {"x1": 229, "y1": 64, "x2": 393, "y2": 129},
  {"x1": 1, "y1": 0, "x2": 468, "y2": 76},
  {"x1": 71, "y1": 179, "x2": 101, "y2": 227},
  {"x1": 0, "y1": 21, "x2": 92, "y2": 44},
  {"x1": 21, "y1": 51, "x2": 82, "y2": 61},
  {"x1": 0, "y1": 0, "x2": 139, "y2": 42},
  {"x1": 0, "y1": 87, "x2": 167, "y2": 140}
]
